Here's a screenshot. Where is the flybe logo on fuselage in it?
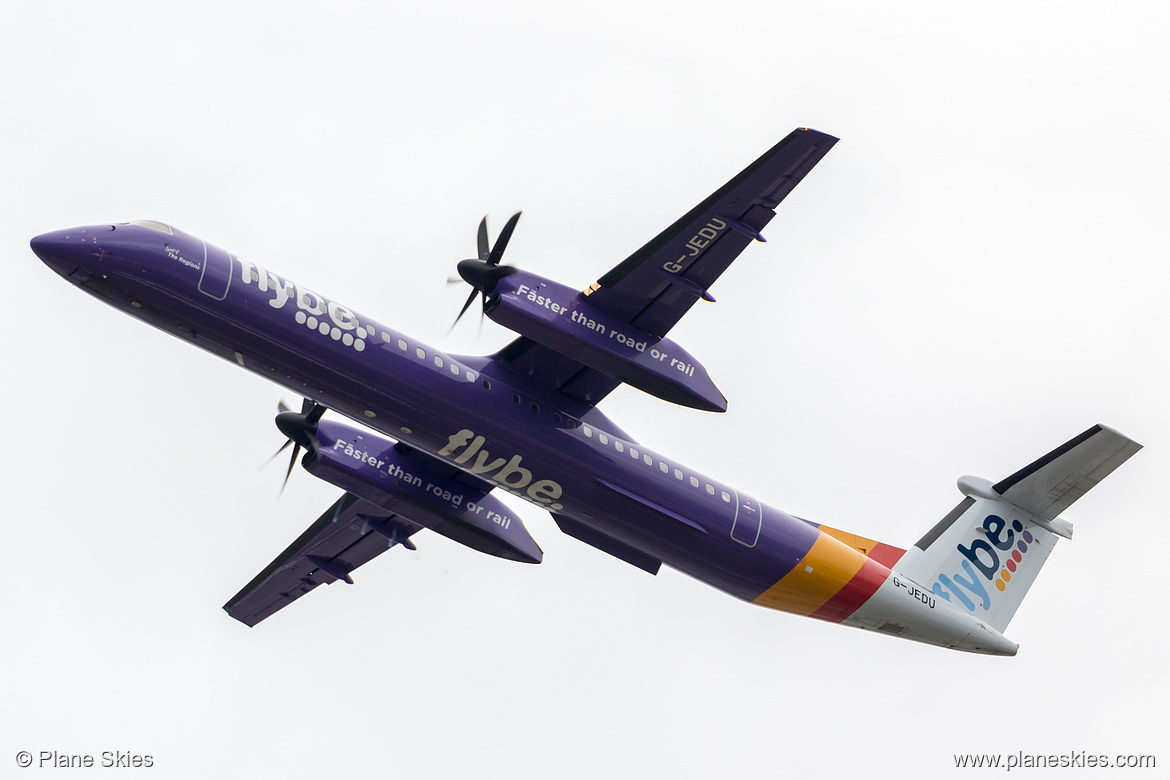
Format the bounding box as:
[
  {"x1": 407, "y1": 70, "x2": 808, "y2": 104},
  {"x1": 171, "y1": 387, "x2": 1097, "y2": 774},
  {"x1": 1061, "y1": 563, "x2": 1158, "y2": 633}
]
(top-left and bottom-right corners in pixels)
[
  {"x1": 932, "y1": 515, "x2": 1037, "y2": 613},
  {"x1": 238, "y1": 259, "x2": 376, "y2": 354},
  {"x1": 438, "y1": 429, "x2": 564, "y2": 511}
]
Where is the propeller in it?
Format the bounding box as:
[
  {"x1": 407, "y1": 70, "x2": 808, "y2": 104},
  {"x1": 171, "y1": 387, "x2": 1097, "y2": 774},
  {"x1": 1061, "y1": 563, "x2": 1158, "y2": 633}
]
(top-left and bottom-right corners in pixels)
[
  {"x1": 449, "y1": 211, "x2": 522, "y2": 332},
  {"x1": 269, "y1": 398, "x2": 327, "y2": 495}
]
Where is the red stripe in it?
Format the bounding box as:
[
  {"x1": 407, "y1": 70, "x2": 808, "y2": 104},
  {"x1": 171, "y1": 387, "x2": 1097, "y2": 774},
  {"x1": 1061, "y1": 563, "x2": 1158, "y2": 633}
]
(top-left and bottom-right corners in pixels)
[
  {"x1": 809, "y1": 558, "x2": 890, "y2": 623},
  {"x1": 868, "y1": 542, "x2": 906, "y2": 570}
]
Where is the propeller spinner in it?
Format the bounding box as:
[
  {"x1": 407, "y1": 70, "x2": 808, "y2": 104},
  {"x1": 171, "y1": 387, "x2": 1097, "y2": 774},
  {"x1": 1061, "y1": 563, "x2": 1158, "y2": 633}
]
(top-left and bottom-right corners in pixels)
[
  {"x1": 270, "y1": 398, "x2": 327, "y2": 494},
  {"x1": 449, "y1": 211, "x2": 522, "y2": 332}
]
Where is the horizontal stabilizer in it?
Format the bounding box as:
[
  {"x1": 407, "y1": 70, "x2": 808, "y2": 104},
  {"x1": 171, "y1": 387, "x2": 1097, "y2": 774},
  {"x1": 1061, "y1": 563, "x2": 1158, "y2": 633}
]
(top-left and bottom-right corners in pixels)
[{"x1": 991, "y1": 424, "x2": 1141, "y2": 521}]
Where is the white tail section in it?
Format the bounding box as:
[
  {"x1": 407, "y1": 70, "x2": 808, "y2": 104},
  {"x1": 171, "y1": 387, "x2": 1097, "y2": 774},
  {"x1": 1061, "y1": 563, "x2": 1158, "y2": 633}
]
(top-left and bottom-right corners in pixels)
[{"x1": 896, "y1": 425, "x2": 1140, "y2": 633}]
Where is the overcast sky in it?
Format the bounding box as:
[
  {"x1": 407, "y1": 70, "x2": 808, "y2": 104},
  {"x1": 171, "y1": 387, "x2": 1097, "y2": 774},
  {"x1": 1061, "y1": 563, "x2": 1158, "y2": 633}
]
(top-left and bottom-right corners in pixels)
[{"x1": 4, "y1": 2, "x2": 1167, "y2": 777}]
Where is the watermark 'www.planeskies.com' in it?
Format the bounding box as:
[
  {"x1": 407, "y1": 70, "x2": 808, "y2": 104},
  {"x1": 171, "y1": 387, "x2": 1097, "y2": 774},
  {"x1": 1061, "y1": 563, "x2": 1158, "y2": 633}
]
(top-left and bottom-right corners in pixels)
[{"x1": 954, "y1": 752, "x2": 1155, "y2": 771}]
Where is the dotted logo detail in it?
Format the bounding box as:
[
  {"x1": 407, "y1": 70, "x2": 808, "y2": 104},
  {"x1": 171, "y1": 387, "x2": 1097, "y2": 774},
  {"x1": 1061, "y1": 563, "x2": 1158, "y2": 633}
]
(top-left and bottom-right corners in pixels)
[
  {"x1": 294, "y1": 310, "x2": 367, "y2": 352},
  {"x1": 994, "y1": 529, "x2": 1034, "y2": 592}
]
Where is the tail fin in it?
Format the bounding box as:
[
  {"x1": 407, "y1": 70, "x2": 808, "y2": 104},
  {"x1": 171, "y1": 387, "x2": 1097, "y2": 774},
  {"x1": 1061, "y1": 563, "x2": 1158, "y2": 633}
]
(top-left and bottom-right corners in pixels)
[{"x1": 895, "y1": 424, "x2": 1141, "y2": 633}]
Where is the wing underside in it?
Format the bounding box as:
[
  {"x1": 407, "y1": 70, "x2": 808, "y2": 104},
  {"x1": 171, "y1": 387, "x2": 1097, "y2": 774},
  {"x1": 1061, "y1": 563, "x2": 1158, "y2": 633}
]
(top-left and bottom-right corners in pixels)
[
  {"x1": 494, "y1": 128, "x2": 837, "y2": 407},
  {"x1": 588, "y1": 127, "x2": 838, "y2": 335},
  {"x1": 223, "y1": 493, "x2": 422, "y2": 627}
]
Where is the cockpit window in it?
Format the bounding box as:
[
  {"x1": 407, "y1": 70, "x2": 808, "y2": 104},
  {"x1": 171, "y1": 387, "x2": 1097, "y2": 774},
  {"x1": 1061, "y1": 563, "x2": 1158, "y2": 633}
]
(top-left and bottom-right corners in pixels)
[{"x1": 124, "y1": 220, "x2": 173, "y2": 235}]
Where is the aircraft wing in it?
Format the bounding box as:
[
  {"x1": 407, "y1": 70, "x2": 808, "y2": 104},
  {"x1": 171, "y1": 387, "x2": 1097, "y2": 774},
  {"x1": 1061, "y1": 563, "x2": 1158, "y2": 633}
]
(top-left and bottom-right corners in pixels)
[
  {"x1": 584, "y1": 127, "x2": 838, "y2": 335},
  {"x1": 223, "y1": 492, "x2": 422, "y2": 627},
  {"x1": 494, "y1": 128, "x2": 837, "y2": 407}
]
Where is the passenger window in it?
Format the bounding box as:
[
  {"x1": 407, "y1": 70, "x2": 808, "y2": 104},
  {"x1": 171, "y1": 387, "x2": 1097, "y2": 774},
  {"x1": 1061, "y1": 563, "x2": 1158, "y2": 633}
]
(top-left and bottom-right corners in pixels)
[
  {"x1": 434, "y1": 356, "x2": 444, "y2": 368},
  {"x1": 583, "y1": 426, "x2": 593, "y2": 438},
  {"x1": 690, "y1": 476, "x2": 700, "y2": 488},
  {"x1": 466, "y1": 371, "x2": 476, "y2": 381},
  {"x1": 705, "y1": 484, "x2": 715, "y2": 495},
  {"x1": 721, "y1": 491, "x2": 731, "y2": 502},
  {"x1": 615, "y1": 441, "x2": 624, "y2": 453},
  {"x1": 398, "y1": 339, "x2": 407, "y2": 350},
  {"x1": 512, "y1": 394, "x2": 521, "y2": 404},
  {"x1": 674, "y1": 469, "x2": 683, "y2": 480},
  {"x1": 381, "y1": 332, "x2": 391, "y2": 343},
  {"x1": 659, "y1": 462, "x2": 668, "y2": 473},
  {"x1": 599, "y1": 434, "x2": 609, "y2": 445},
  {"x1": 450, "y1": 364, "x2": 460, "y2": 375},
  {"x1": 644, "y1": 454, "x2": 653, "y2": 465},
  {"x1": 530, "y1": 402, "x2": 539, "y2": 412},
  {"x1": 482, "y1": 379, "x2": 491, "y2": 389},
  {"x1": 416, "y1": 348, "x2": 426, "y2": 359}
]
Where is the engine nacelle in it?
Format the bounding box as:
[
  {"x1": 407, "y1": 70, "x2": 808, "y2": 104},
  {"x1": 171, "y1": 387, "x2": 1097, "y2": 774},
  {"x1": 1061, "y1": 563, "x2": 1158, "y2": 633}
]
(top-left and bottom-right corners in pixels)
[
  {"x1": 303, "y1": 419, "x2": 543, "y2": 564},
  {"x1": 485, "y1": 270, "x2": 727, "y2": 412}
]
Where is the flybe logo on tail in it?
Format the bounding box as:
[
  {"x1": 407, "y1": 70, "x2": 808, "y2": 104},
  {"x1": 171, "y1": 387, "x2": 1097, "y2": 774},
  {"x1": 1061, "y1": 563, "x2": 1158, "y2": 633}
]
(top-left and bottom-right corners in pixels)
[{"x1": 932, "y1": 515, "x2": 1037, "y2": 613}]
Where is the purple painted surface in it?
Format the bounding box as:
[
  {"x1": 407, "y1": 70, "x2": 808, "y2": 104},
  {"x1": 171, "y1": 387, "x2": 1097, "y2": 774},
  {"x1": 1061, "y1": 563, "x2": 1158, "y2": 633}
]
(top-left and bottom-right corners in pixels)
[
  {"x1": 486, "y1": 271, "x2": 727, "y2": 411},
  {"x1": 308, "y1": 417, "x2": 543, "y2": 564},
  {"x1": 31, "y1": 129, "x2": 842, "y2": 624},
  {"x1": 33, "y1": 220, "x2": 820, "y2": 607}
]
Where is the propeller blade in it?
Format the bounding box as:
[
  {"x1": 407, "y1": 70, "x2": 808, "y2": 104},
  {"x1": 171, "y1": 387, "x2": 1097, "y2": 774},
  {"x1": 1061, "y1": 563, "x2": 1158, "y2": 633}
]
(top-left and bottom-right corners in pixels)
[
  {"x1": 265, "y1": 438, "x2": 293, "y2": 466},
  {"x1": 477, "y1": 216, "x2": 490, "y2": 262},
  {"x1": 277, "y1": 399, "x2": 292, "y2": 414},
  {"x1": 279, "y1": 443, "x2": 301, "y2": 496},
  {"x1": 448, "y1": 288, "x2": 480, "y2": 333},
  {"x1": 487, "y1": 211, "x2": 522, "y2": 266}
]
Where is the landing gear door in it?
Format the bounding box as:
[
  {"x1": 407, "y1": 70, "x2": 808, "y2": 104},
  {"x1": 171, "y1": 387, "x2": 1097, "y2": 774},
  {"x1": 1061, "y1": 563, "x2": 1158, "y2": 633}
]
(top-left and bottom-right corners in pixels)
[
  {"x1": 198, "y1": 240, "x2": 233, "y2": 301},
  {"x1": 730, "y1": 491, "x2": 763, "y2": 547}
]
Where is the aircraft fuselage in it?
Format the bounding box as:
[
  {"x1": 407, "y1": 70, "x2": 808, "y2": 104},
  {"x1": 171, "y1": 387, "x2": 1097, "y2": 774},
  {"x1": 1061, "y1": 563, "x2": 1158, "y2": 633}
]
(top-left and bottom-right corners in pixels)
[{"x1": 31, "y1": 220, "x2": 1019, "y2": 655}]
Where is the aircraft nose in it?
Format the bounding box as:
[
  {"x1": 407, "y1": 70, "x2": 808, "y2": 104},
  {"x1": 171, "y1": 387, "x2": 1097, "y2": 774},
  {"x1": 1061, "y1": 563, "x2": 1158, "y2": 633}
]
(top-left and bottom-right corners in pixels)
[{"x1": 31, "y1": 226, "x2": 110, "y2": 277}]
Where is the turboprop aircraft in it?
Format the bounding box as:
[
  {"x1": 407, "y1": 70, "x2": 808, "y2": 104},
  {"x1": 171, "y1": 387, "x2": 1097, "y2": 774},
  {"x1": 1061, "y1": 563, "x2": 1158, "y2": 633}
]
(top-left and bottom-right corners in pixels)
[{"x1": 31, "y1": 128, "x2": 1141, "y2": 654}]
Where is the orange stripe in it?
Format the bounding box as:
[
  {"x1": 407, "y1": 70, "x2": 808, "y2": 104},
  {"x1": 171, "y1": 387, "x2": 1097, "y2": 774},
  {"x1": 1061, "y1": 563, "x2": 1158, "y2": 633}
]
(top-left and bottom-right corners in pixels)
[
  {"x1": 752, "y1": 532, "x2": 870, "y2": 616},
  {"x1": 817, "y1": 524, "x2": 906, "y2": 569},
  {"x1": 817, "y1": 524, "x2": 881, "y2": 555}
]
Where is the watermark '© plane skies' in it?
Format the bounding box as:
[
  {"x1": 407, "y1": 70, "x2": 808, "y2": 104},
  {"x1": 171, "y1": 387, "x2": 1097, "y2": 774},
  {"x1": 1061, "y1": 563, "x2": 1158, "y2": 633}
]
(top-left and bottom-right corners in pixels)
[{"x1": 31, "y1": 128, "x2": 1140, "y2": 654}]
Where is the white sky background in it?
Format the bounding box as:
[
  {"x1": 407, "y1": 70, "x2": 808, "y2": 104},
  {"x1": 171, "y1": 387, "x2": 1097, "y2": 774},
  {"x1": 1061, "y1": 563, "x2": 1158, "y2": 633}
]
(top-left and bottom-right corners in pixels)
[{"x1": 3, "y1": 1, "x2": 1167, "y2": 777}]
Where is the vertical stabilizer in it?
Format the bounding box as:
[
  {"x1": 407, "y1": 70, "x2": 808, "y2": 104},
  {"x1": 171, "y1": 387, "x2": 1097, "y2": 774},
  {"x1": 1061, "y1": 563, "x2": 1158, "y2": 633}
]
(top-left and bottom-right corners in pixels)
[{"x1": 895, "y1": 425, "x2": 1140, "y2": 633}]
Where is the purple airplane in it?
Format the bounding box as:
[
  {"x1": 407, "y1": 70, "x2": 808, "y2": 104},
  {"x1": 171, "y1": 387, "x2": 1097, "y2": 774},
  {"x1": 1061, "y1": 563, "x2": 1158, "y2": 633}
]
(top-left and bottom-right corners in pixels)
[{"x1": 32, "y1": 129, "x2": 1140, "y2": 654}]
